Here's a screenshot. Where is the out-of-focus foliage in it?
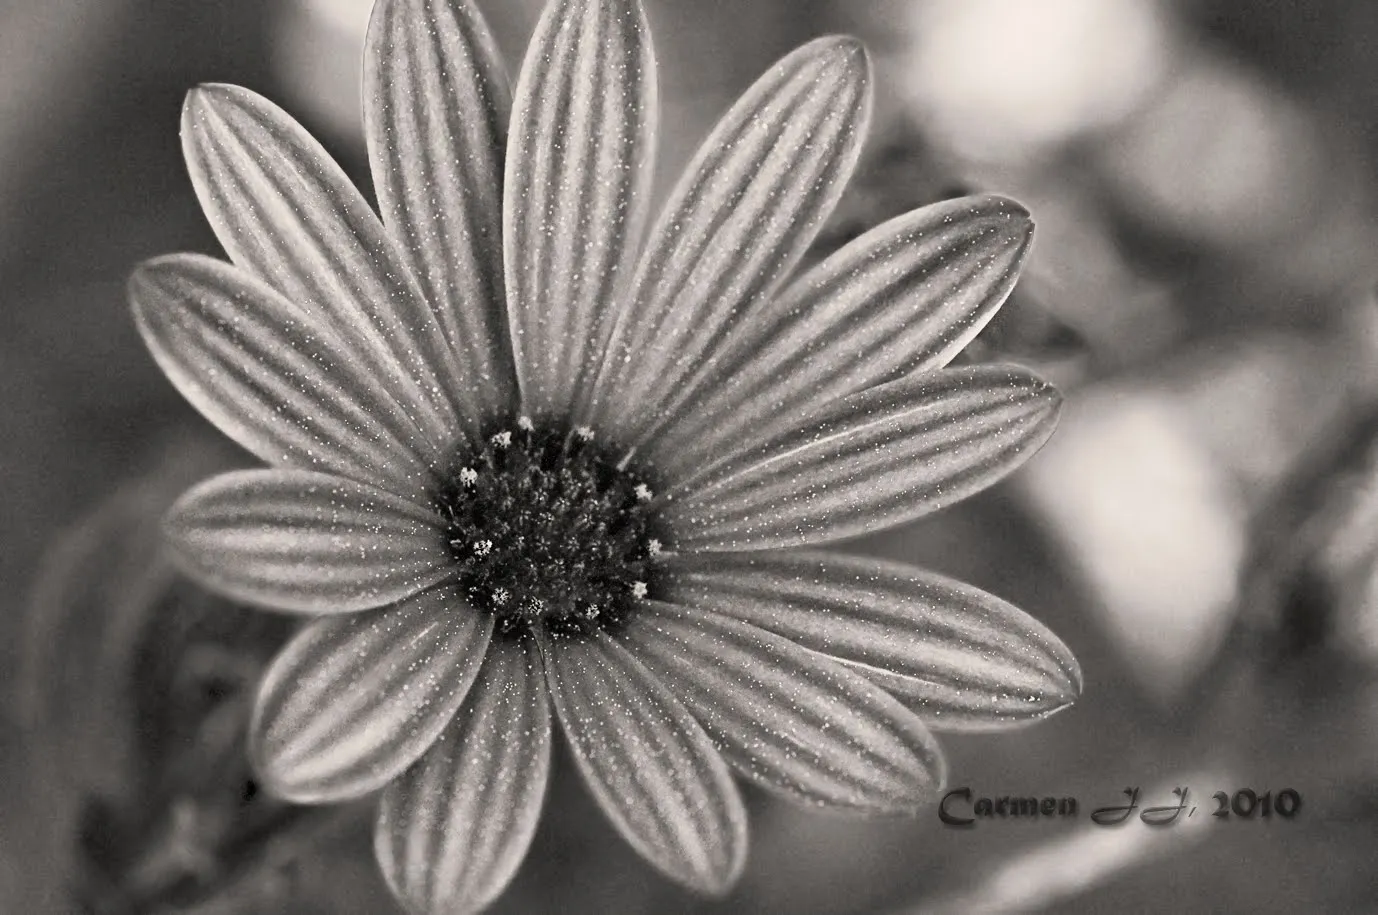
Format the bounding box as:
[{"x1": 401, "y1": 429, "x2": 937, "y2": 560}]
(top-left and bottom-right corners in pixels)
[
  {"x1": 4, "y1": 0, "x2": 1377, "y2": 912},
  {"x1": 16, "y1": 437, "x2": 393, "y2": 915}
]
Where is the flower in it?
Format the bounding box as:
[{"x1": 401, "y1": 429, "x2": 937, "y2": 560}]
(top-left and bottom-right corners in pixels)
[{"x1": 128, "y1": 0, "x2": 1081, "y2": 910}]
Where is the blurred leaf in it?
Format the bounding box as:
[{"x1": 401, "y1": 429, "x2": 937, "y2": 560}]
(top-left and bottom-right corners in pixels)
[
  {"x1": 21, "y1": 437, "x2": 243, "y2": 795},
  {"x1": 1020, "y1": 332, "x2": 1366, "y2": 705},
  {"x1": 20, "y1": 438, "x2": 392, "y2": 914},
  {"x1": 1021, "y1": 382, "x2": 1245, "y2": 704}
]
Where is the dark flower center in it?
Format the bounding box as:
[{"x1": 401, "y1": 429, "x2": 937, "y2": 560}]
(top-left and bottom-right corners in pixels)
[{"x1": 434, "y1": 419, "x2": 663, "y2": 638}]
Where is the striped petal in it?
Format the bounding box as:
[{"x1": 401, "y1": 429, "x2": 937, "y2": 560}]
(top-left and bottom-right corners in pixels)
[
  {"x1": 250, "y1": 584, "x2": 493, "y2": 802},
  {"x1": 504, "y1": 0, "x2": 656, "y2": 420},
  {"x1": 543, "y1": 632, "x2": 746, "y2": 895},
  {"x1": 663, "y1": 365, "x2": 1061, "y2": 551},
  {"x1": 586, "y1": 36, "x2": 872, "y2": 442},
  {"x1": 165, "y1": 469, "x2": 451, "y2": 613},
  {"x1": 645, "y1": 195, "x2": 1033, "y2": 480},
  {"x1": 621, "y1": 601, "x2": 945, "y2": 812},
  {"x1": 662, "y1": 551, "x2": 1083, "y2": 730},
  {"x1": 182, "y1": 84, "x2": 471, "y2": 452},
  {"x1": 131, "y1": 254, "x2": 436, "y2": 498},
  {"x1": 377, "y1": 638, "x2": 550, "y2": 914},
  {"x1": 364, "y1": 0, "x2": 518, "y2": 424}
]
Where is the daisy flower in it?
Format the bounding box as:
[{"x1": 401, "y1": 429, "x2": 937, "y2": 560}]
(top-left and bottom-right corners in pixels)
[{"x1": 128, "y1": 0, "x2": 1081, "y2": 910}]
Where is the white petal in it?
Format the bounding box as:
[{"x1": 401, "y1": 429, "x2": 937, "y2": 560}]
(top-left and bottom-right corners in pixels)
[
  {"x1": 504, "y1": 0, "x2": 656, "y2": 420},
  {"x1": 131, "y1": 254, "x2": 437, "y2": 497},
  {"x1": 377, "y1": 637, "x2": 550, "y2": 914},
  {"x1": 586, "y1": 36, "x2": 871, "y2": 442},
  {"x1": 663, "y1": 551, "x2": 1082, "y2": 730},
  {"x1": 664, "y1": 365, "x2": 1061, "y2": 550},
  {"x1": 364, "y1": 0, "x2": 518, "y2": 424},
  {"x1": 250, "y1": 584, "x2": 493, "y2": 802},
  {"x1": 543, "y1": 632, "x2": 746, "y2": 895},
  {"x1": 621, "y1": 601, "x2": 945, "y2": 811},
  {"x1": 645, "y1": 195, "x2": 1033, "y2": 479},
  {"x1": 165, "y1": 469, "x2": 451, "y2": 613},
  {"x1": 181, "y1": 84, "x2": 473, "y2": 451}
]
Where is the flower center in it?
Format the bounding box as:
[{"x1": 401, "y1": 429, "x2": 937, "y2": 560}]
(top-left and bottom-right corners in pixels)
[{"x1": 435, "y1": 418, "x2": 663, "y2": 638}]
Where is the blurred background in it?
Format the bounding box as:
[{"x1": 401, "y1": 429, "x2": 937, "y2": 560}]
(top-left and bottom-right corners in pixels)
[{"x1": 4, "y1": 0, "x2": 1378, "y2": 911}]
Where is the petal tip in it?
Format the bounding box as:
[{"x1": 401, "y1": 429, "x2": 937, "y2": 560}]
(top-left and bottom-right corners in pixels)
[
  {"x1": 1039, "y1": 376, "x2": 1064, "y2": 404},
  {"x1": 187, "y1": 81, "x2": 240, "y2": 102},
  {"x1": 868, "y1": 745, "x2": 949, "y2": 817},
  {"x1": 994, "y1": 365, "x2": 1063, "y2": 416},
  {"x1": 157, "y1": 497, "x2": 255, "y2": 612},
  {"x1": 989, "y1": 195, "x2": 1036, "y2": 252},
  {"x1": 821, "y1": 33, "x2": 869, "y2": 65},
  {"x1": 605, "y1": 0, "x2": 650, "y2": 16},
  {"x1": 160, "y1": 490, "x2": 196, "y2": 550},
  {"x1": 181, "y1": 83, "x2": 262, "y2": 139},
  {"x1": 1037, "y1": 380, "x2": 1065, "y2": 424},
  {"x1": 1022, "y1": 633, "x2": 1084, "y2": 718},
  {"x1": 1031, "y1": 690, "x2": 1081, "y2": 723},
  {"x1": 180, "y1": 84, "x2": 243, "y2": 155},
  {"x1": 182, "y1": 83, "x2": 232, "y2": 121},
  {"x1": 936, "y1": 193, "x2": 1034, "y2": 269},
  {"x1": 126, "y1": 254, "x2": 185, "y2": 298},
  {"x1": 971, "y1": 193, "x2": 1035, "y2": 266},
  {"x1": 245, "y1": 724, "x2": 384, "y2": 806},
  {"x1": 245, "y1": 735, "x2": 352, "y2": 806},
  {"x1": 795, "y1": 34, "x2": 872, "y2": 86},
  {"x1": 974, "y1": 192, "x2": 1033, "y2": 225},
  {"x1": 180, "y1": 86, "x2": 205, "y2": 115},
  {"x1": 829, "y1": 35, "x2": 873, "y2": 94},
  {"x1": 244, "y1": 693, "x2": 306, "y2": 802},
  {"x1": 686, "y1": 838, "x2": 748, "y2": 899},
  {"x1": 903, "y1": 720, "x2": 949, "y2": 803},
  {"x1": 1039, "y1": 688, "x2": 1082, "y2": 722},
  {"x1": 245, "y1": 729, "x2": 301, "y2": 803},
  {"x1": 1052, "y1": 651, "x2": 1085, "y2": 704},
  {"x1": 923, "y1": 744, "x2": 950, "y2": 795},
  {"x1": 1016, "y1": 371, "x2": 1063, "y2": 419},
  {"x1": 126, "y1": 262, "x2": 159, "y2": 315}
]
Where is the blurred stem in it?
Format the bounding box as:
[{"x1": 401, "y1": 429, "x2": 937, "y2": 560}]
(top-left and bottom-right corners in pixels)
[
  {"x1": 85, "y1": 794, "x2": 366, "y2": 915},
  {"x1": 1194, "y1": 397, "x2": 1378, "y2": 707},
  {"x1": 153, "y1": 805, "x2": 368, "y2": 915}
]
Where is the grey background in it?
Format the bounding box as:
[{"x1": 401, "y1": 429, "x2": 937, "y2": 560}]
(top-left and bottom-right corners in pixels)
[{"x1": 4, "y1": 0, "x2": 1377, "y2": 911}]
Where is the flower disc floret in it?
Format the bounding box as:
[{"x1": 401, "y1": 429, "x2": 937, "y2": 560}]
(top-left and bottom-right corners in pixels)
[{"x1": 435, "y1": 419, "x2": 660, "y2": 637}]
